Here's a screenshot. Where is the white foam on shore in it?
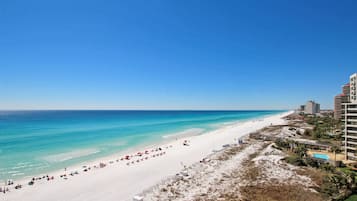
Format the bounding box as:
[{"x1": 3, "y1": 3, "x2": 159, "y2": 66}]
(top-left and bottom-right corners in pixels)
[
  {"x1": 42, "y1": 149, "x2": 100, "y2": 163},
  {"x1": 162, "y1": 128, "x2": 205, "y2": 139},
  {"x1": 11, "y1": 164, "x2": 30, "y2": 170},
  {"x1": 11, "y1": 172, "x2": 25, "y2": 177}
]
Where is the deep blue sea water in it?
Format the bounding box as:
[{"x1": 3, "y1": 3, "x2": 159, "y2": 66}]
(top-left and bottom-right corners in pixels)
[{"x1": 0, "y1": 110, "x2": 283, "y2": 182}]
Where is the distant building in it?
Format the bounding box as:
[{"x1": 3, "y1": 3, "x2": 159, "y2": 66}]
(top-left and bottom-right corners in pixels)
[
  {"x1": 299, "y1": 105, "x2": 305, "y2": 112},
  {"x1": 304, "y1": 100, "x2": 320, "y2": 114}
]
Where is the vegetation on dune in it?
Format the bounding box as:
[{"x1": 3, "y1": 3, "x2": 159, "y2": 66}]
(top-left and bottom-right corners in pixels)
[
  {"x1": 257, "y1": 113, "x2": 354, "y2": 201},
  {"x1": 304, "y1": 115, "x2": 342, "y2": 142},
  {"x1": 241, "y1": 185, "x2": 324, "y2": 201},
  {"x1": 274, "y1": 136, "x2": 357, "y2": 201}
]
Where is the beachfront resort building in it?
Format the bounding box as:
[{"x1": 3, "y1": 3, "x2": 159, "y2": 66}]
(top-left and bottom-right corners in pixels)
[
  {"x1": 342, "y1": 73, "x2": 357, "y2": 160},
  {"x1": 298, "y1": 101, "x2": 320, "y2": 114},
  {"x1": 304, "y1": 101, "x2": 320, "y2": 114},
  {"x1": 334, "y1": 84, "x2": 350, "y2": 120},
  {"x1": 343, "y1": 83, "x2": 351, "y2": 96}
]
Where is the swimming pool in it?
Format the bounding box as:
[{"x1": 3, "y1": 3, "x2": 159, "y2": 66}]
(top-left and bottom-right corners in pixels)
[{"x1": 313, "y1": 153, "x2": 329, "y2": 160}]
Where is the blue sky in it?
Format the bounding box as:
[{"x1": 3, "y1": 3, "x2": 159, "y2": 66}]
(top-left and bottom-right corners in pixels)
[{"x1": 0, "y1": 0, "x2": 356, "y2": 110}]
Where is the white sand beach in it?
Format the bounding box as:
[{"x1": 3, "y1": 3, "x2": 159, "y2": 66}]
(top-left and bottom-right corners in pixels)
[{"x1": 2, "y1": 111, "x2": 292, "y2": 201}]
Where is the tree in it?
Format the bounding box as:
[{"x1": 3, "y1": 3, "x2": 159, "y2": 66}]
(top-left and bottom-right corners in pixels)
[
  {"x1": 330, "y1": 145, "x2": 341, "y2": 163},
  {"x1": 304, "y1": 129, "x2": 312, "y2": 136},
  {"x1": 312, "y1": 130, "x2": 322, "y2": 139},
  {"x1": 342, "y1": 171, "x2": 357, "y2": 191},
  {"x1": 295, "y1": 144, "x2": 307, "y2": 158}
]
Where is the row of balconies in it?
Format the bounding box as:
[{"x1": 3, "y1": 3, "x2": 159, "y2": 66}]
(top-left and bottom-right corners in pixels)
[
  {"x1": 342, "y1": 142, "x2": 357, "y2": 150},
  {"x1": 342, "y1": 113, "x2": 357, "y2": 116},
  {"x1": 343, "y1": 108, "x2": 357, "y2": 110},
  {"x1": 345, "y1": 129, "x2": 357, "y2": 134},
  {"x1": 342, "y1": 118, "x2": 357, "y2": 121},
  {"x1": 345, "y1": 141, "x2": 357, "y2": 145},
  {"x1": 343, "y1": 134, "x2": 357, "y2": 139},
  {"x1": 345, "y1": 146, "x2": 357, "y2": 151}
]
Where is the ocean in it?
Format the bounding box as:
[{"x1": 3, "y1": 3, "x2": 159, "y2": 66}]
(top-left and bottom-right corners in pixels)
[{"x1": 0, "y1": 110, "x2": 283, "y2": 182}]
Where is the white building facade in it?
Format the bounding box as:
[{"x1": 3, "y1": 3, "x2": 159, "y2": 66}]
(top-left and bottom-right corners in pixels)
[{"x1": 343, "y1": 73, "x2": 357, "y2": 160}]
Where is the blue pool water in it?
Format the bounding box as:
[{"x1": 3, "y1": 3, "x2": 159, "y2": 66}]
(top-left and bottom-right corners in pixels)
[
  {"x1": 0, "y1": 110, "x2": 284, "y2": 182},
  {"x1": 313, "y1": 153, "x2": 329, "y2": 160}
]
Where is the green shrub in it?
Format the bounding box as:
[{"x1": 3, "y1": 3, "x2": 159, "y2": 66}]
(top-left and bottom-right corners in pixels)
[
  {"x1": 313, "y1": 131, "x2": 322, "y2": 139},
  {"x1": 321, "y1": 180, "x2": 338, "y2": 197},
  {"x1": 320, "y1": 163, "x2": 335, "y2": 173},
  {"x1": 274, "y1": 139, "x2": 290, "y2": 149},
  {"x1": 304, "y1": 129, "x2": 312, "y2": 136},
  {"x1": 285, "y1": 155, "x2": 306, "y2": 166},
  {"x1": 305, "y1": 157, "x2": 319, "y2": 168}
]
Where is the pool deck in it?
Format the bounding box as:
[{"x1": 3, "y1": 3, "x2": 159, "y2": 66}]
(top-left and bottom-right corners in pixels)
[{"x1": 307, "y1": 150, "x2": 345, "y2": 161}]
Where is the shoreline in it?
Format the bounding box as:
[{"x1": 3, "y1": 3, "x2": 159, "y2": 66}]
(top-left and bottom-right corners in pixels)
[
  {"x1": 2, "y1": 111, "x2": 292, "y2": 201},
  {"x1": 2, "y1": 111, "x2": 277, "y2": 183}
]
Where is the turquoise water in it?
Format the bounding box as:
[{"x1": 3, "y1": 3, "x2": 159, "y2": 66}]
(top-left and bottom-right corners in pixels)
[
  {"x1": 0, "y1": 110, "x2": 283, "y2": 182},
  {"x1": 313, "y1": 153, "x2": 329, "y2": 160}
]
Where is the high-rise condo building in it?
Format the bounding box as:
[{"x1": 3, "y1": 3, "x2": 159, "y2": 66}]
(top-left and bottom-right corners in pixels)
[
  {"x1": 305, "y1": 100, "x2": 320, "y2": 114},
  {"x1": 342, "y1": 73, "x2": 357, "y2": 160},
  {"x1": 334, "y1": 84, "x2": 350, "y2": 120}
]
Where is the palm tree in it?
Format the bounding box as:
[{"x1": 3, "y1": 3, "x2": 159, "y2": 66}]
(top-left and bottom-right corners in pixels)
[
  {"x1": 295, "y1": 144, "x2": 307, "y2": 158},
  {"x1": 330, "y1": 145, "x2": 340, "y2": 163},
  {"x1": 286, "y1": 139, "x2": 295, "y2": 152}
]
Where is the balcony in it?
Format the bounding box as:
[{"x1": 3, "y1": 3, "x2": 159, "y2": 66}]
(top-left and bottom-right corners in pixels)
[
  {"x1": 346, "y1": 146, "x2": 357, "y2": 150},
  {"x1": 347, "y1": 130, "x2": 357, "y2": 134},
  {"x1": 345, "y1": 135, "x2": 357, "y2": 139},
  {"x1": 342, "y1": 131, "x2": 357, "y2": 138},
  {"x1": 344, "y1": 119, "x2": 357, "y2": 122},
  {"x1": 347, "y1": 141, "x2": 357, "y2": 145},
  {"x1": 344, "y1": 113, "x2": 357, "y2": 116},
  {"x1": 347, "y1": 153, "x2": 357, "y2": 159}
]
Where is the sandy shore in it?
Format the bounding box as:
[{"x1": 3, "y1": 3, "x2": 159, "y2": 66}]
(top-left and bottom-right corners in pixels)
[{"x1": 2, "y1": 111, "x2": 292, "y2": 201}]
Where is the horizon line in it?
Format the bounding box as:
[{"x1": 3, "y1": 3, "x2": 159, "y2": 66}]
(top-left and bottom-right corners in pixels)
[{"x1": 0, "y1": 108, "x2": 293, "y2": 111}]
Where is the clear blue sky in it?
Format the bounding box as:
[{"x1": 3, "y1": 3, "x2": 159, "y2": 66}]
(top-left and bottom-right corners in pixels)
[{"x1": 1, "y1": 0, "x2": 356, "y2": 110}]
